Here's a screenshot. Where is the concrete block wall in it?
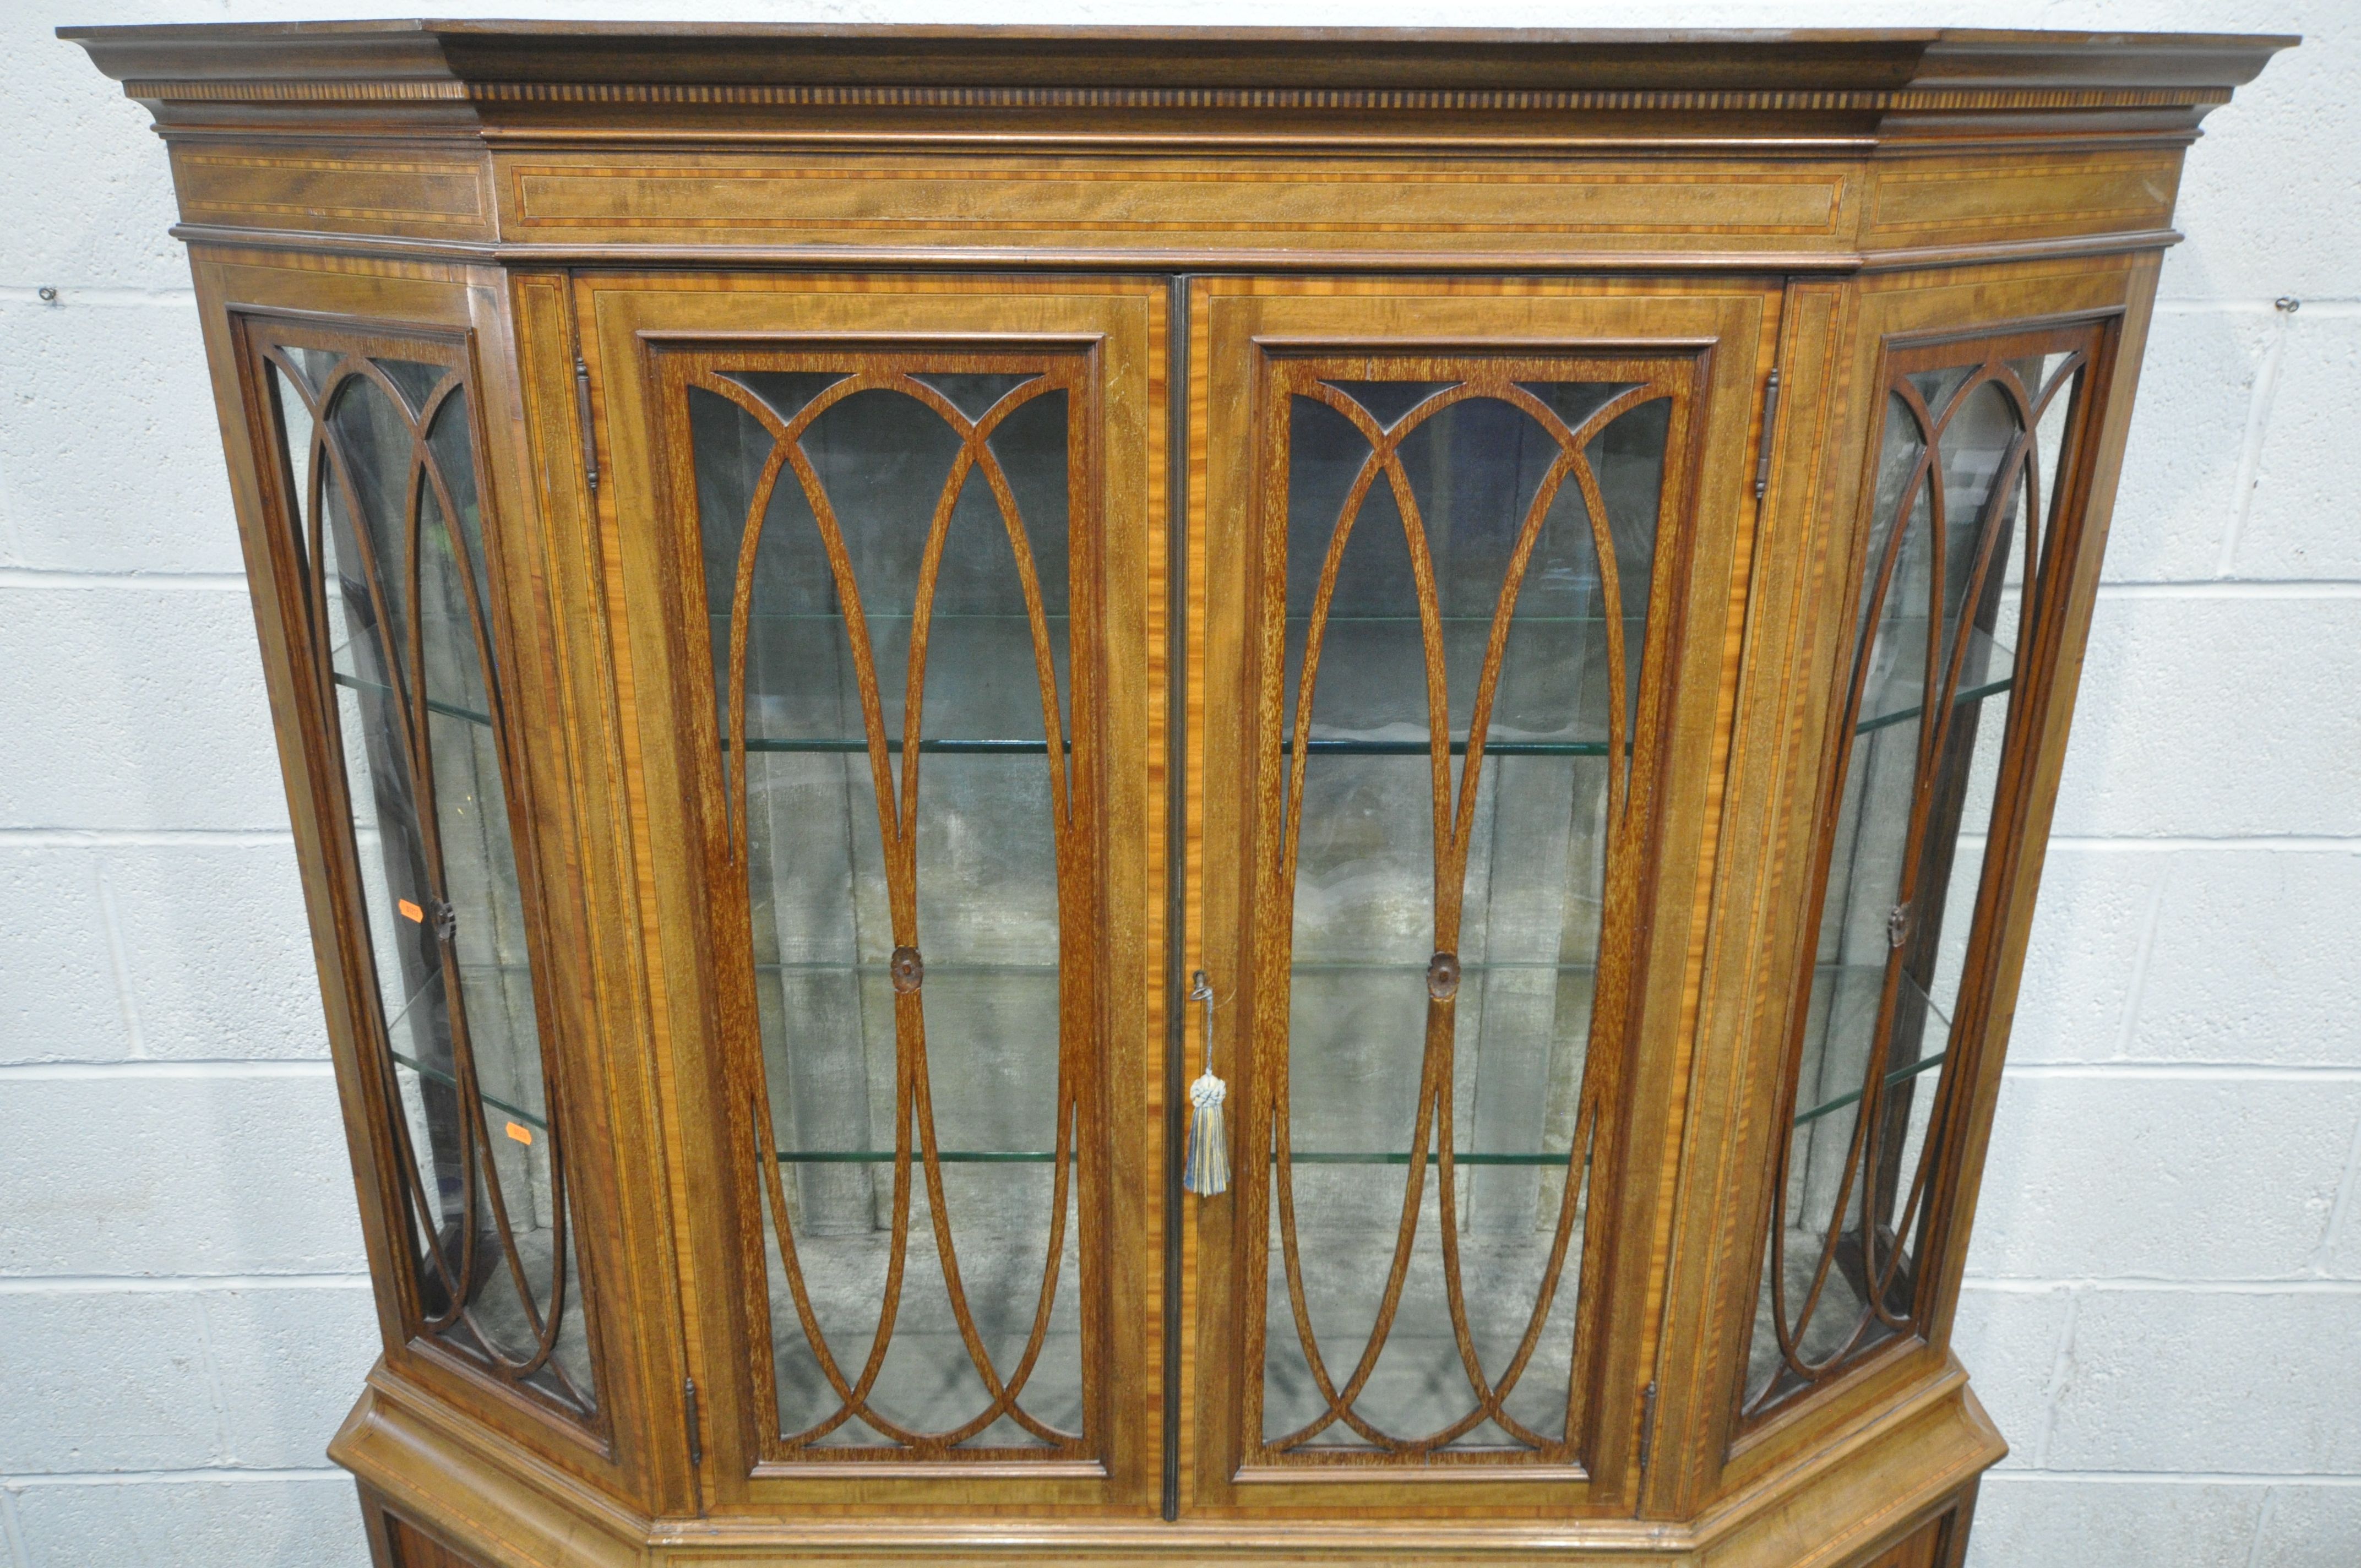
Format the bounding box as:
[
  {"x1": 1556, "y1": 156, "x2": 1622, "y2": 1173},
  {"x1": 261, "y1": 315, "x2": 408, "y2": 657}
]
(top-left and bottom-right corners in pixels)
[{"x1": 0, "y1": 2, "x2": 2351, "y2": 1565}]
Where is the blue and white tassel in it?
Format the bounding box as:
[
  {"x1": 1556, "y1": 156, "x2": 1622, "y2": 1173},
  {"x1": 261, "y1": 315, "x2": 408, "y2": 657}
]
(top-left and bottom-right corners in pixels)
[{"x1": 1183, "y1": 969, "x2": 1230, "y2": 1197}]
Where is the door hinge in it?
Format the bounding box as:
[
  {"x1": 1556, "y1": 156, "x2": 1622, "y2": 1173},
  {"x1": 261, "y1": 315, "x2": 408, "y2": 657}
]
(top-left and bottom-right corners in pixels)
[
  {"x1": 1754, "y1": 366, "x2": 1783, "y2": 501},
  {"x1": 574, "y1": 356, "x2": 601, "y2": 496},
  {"x1": 683, "y1": 1376, "x2": 703, "y2": 1468},
  {"x1": 1637, "y1": 1380, "x2": 1661, "y2": 1473}
]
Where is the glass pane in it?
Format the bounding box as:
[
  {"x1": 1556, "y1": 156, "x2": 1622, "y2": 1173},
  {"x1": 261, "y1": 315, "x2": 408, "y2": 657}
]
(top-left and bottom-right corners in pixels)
[
  {"x1": 269, "y1": 346, "x2": 593, "y2": 1413},
  {"x1": 1263, "y1": 370, "x2": 1669, "y2": 1456},
  {"x1": 692, "y1": 358, "x2": 1084, "y2": 1455},
  {"x1": 1747, "y1": 345, "x2": 2086, "y2": 1414}
]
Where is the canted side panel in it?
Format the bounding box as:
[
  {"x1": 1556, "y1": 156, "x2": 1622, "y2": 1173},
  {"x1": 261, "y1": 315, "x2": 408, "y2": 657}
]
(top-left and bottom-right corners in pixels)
[
  {"x1": 172, "y1": 141, "x2": 495, "y2": 242},
  {"x1": 1853, "y1": 1480, "x2": 1976, "y2": 1568},
  {"x1": 1742, "y1": 317, "x2": 2108, "y2": 1423},
  {"x1": 1858, "y1": 1518, "x2": 1941, "y2": 1568},
  {"x1": 235, "y1": 311, "x2": 601, "y2": 1424},
  {"x1": 1859, "y1": 150, "x2": 2182, "y2": 255}
]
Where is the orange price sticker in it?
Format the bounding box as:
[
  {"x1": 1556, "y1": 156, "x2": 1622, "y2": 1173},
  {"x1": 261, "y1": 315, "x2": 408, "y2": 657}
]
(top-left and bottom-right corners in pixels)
[
  {"x1": 505, "y1": 1121, "x2": 534, "y2": 1146},
  {"x1": 397, "y1": 899, "x2": 425, "y2": 923}
]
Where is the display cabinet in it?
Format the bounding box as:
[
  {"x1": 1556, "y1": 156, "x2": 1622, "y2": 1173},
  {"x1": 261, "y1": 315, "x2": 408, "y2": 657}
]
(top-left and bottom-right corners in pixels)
[{"x1": 67, "y1": 21, "x2": 2287, "y2": 1568}]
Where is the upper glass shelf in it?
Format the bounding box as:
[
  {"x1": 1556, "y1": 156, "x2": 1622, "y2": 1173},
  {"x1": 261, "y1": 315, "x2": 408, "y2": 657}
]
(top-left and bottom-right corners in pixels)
[{"x1": 709, "y1": 628, "x2": 2012, "y2": 758}]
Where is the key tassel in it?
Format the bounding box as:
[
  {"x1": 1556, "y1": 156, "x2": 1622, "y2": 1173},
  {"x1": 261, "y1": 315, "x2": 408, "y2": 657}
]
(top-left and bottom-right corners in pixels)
[
  {"x1": 1184, "y1": 1070, "x2": 1230, "y2": 1196},
  {"x1": 1184, "y1": 969, "x2": 1230, "y2": 1197}
]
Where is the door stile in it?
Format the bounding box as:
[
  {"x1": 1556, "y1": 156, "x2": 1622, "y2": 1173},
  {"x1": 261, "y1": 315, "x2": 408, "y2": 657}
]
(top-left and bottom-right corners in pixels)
[
  {"x1": 1161, "y1": 273, "x2": 1195, "y2": 1525},
  {"x1": 1636, "y1": 275, "x2": 1854, "y2": 1520}
]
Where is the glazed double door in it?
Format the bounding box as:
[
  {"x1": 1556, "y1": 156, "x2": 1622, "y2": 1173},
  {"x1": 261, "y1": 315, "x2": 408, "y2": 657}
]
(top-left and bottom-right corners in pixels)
[{"x1": 589, "y1": 272, "x2": 1771, "y2": 1518}]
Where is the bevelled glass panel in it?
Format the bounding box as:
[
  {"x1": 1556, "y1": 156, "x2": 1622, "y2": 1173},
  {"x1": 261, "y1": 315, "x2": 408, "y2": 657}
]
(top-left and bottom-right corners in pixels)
[
  {"x1": 267, "y1": 345, "x2": 593, "y2": 1413},
  {"x1": 1263, "y1": 371, "x2": 1669, "y2": 1456},
  {"x1": 1747, "y1": 345, "x2": 2085, "y2": 1415},
  {"x1": 690, "y1": 358, "x2": 1085, "y2": 1455}
]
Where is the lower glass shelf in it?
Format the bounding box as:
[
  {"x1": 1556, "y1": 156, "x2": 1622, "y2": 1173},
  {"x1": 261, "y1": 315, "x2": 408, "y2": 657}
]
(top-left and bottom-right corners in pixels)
[
  {"x1": 390, "y1": 1048, "x2": 547, "y2": 1135},
  {"x1": 773, "y1": 1149, "x2": 1581, "y2": 1167},
  {"x1": 1792, "y1": 1048, "x2": 1949, "y2": 1129},
  {"x1": 1788, "y1": 963, "x2": 1955, "y2": 1129}
]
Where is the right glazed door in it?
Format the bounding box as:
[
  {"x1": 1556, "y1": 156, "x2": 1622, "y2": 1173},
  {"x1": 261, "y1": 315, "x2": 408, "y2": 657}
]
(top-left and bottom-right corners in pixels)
[{"x1": 1182, "y1": 278, "x2": 1775, "y2": 1516}]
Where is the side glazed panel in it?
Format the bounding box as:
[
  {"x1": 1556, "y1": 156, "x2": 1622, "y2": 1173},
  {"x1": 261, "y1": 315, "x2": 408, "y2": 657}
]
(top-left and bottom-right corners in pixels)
[
  {"x1": 239, "y1": 316, "x2": 596, "y2": 1417},
  {"x1": 1745, "y1": 320, "x2": 2104, "y2": 1420}
]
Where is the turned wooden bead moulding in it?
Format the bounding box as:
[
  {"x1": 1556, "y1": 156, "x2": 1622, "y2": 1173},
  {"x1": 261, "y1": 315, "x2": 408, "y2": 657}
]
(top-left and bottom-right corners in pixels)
[{"x1": 64, "y1": 21, "x2": 2288, "y2": 1568}]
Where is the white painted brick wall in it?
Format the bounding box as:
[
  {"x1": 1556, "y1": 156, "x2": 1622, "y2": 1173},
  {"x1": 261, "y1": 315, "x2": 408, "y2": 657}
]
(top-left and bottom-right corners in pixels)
[{"x1": 1, "y1": 1, "x2": 2351, "y2": 1565}]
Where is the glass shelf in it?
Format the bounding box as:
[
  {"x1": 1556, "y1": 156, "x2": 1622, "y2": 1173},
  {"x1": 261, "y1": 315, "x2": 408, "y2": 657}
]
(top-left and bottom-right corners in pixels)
[
  {"x1": 1792, "y1": 1050, "x2": 1948, "y2": 1129},
  {"x1": 334, "y1": 669, "x2": 491, "y2": 729},
  {"x1": 766, "y1": 957, "x2": 1600, "y2": 1166},
  {"x1": 778, "y1": 1148, "x2": 1075, "y2": 1164},
  {"x1": 1852, "y1": 624, "x2": 2013, "y2": 738},
  {"x1": 715, "y1": 634, "x2": 2010, "y2": 758},
  {"x1": 1282, "y1": 1150, "x2": 1577, "y2": 1167},
  {"x1": 773, "y1": 1149, "x2": 1575, "y2": 1167},
  {"x1": 723, "y1": 734, "x2": 1621, "y2": 756},
  {"x1": 1789, "y1": 964, "x2": 1952, "y2": 1129},
  {"x1": 389, "y1": 1048, "x2": 548, "y2": 1134},
  {"x1": 754, "y1": 960, "x2": 1059, "y2": 975},
  {"x1": 755, "y1": 959, "x2": 1593, "y2": 974},
  {"x1": 716, "y1": 611, "x2": 1639, "y2": 625},
  {"x1": 1856, "y1": 672, "x2": 2011, "y2": 738},
  {"x1": 726, "y1": 736, "x2": 1068, "y2": 754}
]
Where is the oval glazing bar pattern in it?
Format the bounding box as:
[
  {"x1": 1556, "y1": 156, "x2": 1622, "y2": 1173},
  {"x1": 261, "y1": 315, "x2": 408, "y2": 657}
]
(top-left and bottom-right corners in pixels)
[
  {"x1": 1746, "y1": 323, "x2": 2101, "y2": 1420},
  {"x1": 249, "y1": 322, "x2": 595, "y2": 1415},
  {"x1": 673, "y1": 349, "x2": 1098, "y2": 1459},
  {"x1": 1247, "y1": 355, "x2": 1691, "y2": 1462}
]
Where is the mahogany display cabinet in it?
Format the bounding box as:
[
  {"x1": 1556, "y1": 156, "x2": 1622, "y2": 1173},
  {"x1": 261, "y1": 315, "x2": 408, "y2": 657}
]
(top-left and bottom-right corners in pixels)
[{"x1": 67, "y1": 21, "x2": 2288, "y2": 1568}]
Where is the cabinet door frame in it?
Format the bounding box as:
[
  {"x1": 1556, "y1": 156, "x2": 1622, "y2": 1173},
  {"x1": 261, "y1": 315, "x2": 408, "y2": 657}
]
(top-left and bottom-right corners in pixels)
[
  {"x1": 582, "y1": 271, "x2": 1169, "y2": 1516},
  {"x1": 1183, "y1": 275, "x2": 1776, "y2": 1518}
]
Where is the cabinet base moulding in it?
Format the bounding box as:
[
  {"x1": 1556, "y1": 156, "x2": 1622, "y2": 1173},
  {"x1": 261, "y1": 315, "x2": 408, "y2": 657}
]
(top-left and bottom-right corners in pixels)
[{"x1": 337, "y1": 1370, "x2": 1999, "y2": 1568}]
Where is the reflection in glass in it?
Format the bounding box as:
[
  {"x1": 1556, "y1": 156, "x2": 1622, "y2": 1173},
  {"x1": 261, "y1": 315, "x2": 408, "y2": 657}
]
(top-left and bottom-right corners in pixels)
[
  {"x1": 688, "y1": 356, "x2": 1086, "y2": 1456},
  {"x1": 1746, "y1": 343, "x2": 2086, "y2": 1415},
  {"x1": 1260, "y1": 367, "x2": 1675, "y2": 1457},
  {"x1": 263, "y1": 339, "x2": 592, "y2": 1412}
]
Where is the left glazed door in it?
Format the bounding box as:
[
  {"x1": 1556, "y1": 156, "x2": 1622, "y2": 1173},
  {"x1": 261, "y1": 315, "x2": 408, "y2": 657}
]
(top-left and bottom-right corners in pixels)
[{"x1": 583, "y1": 274, "x2": 1169, "y2": 1513}]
